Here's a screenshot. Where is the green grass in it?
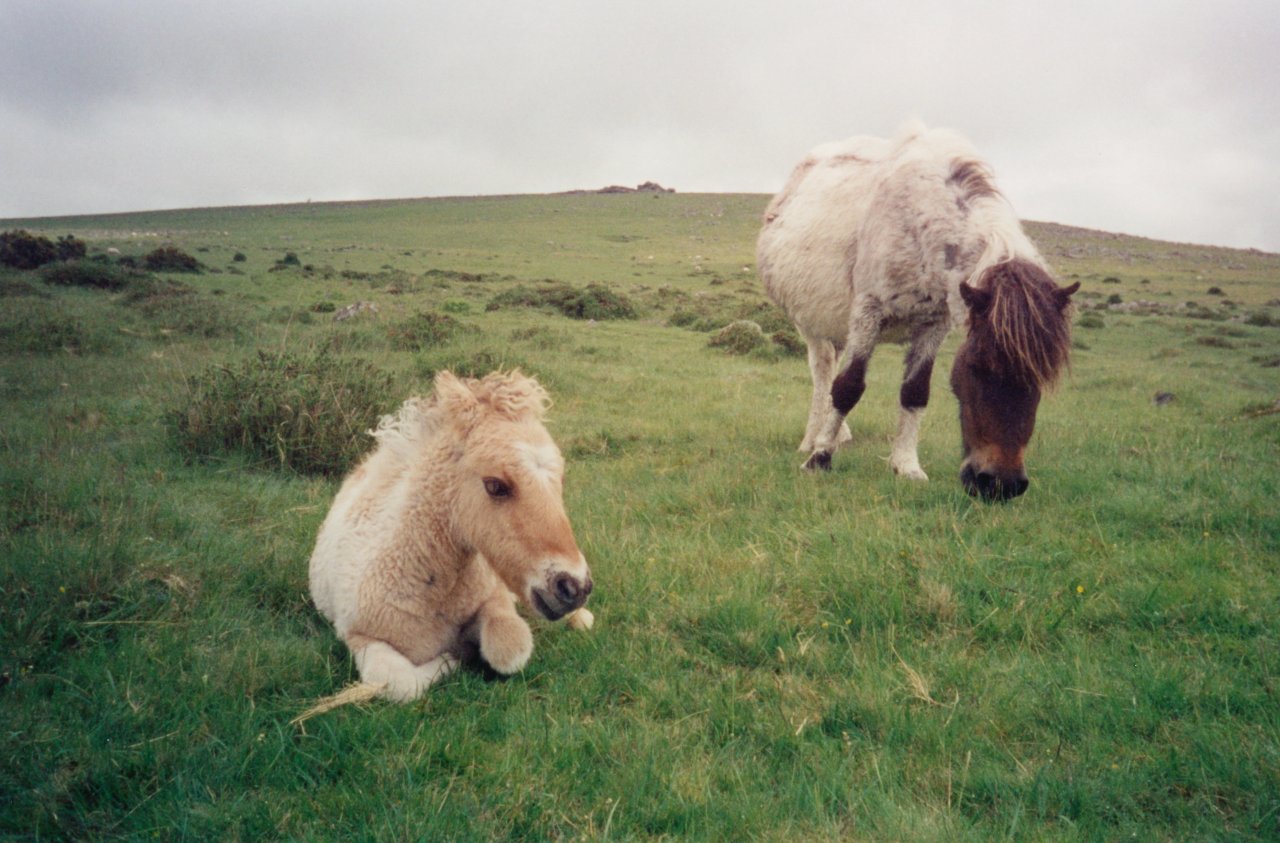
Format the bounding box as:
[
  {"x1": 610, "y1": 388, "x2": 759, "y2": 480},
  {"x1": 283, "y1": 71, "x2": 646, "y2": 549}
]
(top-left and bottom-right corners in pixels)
[{"x1": 2, "y1": 195, "x2": 1279, "y2": 840}]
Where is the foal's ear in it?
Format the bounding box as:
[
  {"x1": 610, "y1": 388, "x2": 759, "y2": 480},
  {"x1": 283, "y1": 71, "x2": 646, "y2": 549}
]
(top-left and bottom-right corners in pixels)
[
  {"x1": 958, "y1": 282, "x2": 992, "y2": 315},
  {"x1": 433, "y1": 370, "x2": 480, "y2": 423},
  {"x1": 1056, "y1": 281, "x2": 1081, "y2": 309}
]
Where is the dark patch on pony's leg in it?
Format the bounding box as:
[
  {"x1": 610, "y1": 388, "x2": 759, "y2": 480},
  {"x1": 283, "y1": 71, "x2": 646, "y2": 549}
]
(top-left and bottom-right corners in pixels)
[
  {"x1": 803, "y1": 356, "x2": 868, "y2": 472},
  {"x1": 803, "y1": 450, "x2": 832, "y2": 471},
  {"x1": 831, "y1": 356, "x2": 868, "y2": 414},
  {"x1": 899, "y1": 356, "x2": 935, "y2": 410}
]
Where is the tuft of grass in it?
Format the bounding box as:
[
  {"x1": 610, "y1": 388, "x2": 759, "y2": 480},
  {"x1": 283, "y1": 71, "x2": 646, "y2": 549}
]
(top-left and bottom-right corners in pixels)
[
  {"x1": 117, "y1": 277, "x2": 243, "y2": 338},
  {"x1": 486, "y1": 281, "x2": 637, "y2": 320},
  {"x1": 385, "y1": 310, "x2": 469, "y2": 351},
  {"x1": 40, "y1": 259, "x2": 138, "y2": 290},
  {"x1": 708, "y1": 319, "x2": 767, "y2": 355},
  {"x1": 0, "y1": 298, "x2": 119, "y2": 354},
  {"x1": 168, "y1": 349, "x2": 396, "y2": 475},
  {"x1": 143, "y1": 246, "x2": 202, "y2": 273}
]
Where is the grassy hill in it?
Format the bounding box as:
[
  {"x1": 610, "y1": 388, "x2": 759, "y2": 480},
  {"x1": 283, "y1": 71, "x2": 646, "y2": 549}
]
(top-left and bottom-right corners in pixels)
[{"x1": 2, "y1": 194, "x2": 1278, "y2": 840}]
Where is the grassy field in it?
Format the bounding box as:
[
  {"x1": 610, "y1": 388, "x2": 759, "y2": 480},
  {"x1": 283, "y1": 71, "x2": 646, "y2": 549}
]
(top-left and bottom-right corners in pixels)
[{"x1": 2, "y1": 192, "x2": 1278, "y2": 841}]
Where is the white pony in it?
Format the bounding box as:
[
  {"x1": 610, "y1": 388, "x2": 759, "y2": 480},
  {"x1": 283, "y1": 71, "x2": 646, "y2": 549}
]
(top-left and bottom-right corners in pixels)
[
  {"x1": 758, "y1": 124, "x2": 1077, "y2": 500},
  {"x1": 309, "y1": 370, "x2": 593, "y2": 702}
]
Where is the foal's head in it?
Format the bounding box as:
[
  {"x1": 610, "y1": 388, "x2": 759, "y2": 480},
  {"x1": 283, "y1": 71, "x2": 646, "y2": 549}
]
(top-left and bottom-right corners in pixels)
[
  {"x1": 438, "y1": 371, "x2": 592, "y2": 620},
  {"x1": 951, "y1": 260, "x2": 1079, "y2": 501}
]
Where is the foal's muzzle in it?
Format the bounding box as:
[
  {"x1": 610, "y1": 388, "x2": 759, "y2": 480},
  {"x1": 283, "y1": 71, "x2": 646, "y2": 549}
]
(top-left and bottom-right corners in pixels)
[
  {"x1": 532, "y1": 572, "x2": 593, "y2": 621},
  {"x1": 961, "y1": 464, "x2": 1029, "y2": 501}
]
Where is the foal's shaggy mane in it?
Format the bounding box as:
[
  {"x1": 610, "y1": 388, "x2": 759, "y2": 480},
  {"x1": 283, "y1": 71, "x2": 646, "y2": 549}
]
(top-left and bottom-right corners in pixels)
[
  {"x1": 974, "y1": 259, "x2": 1073, "y2": 391},
  {"x1": 370, "y1": 370, "x2": 551, "y2": 463}
]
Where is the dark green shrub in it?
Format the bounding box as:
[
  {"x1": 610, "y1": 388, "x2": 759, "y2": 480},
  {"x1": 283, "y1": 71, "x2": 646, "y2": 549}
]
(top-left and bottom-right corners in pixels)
[
  {"x1": 1107, "y1": 293, "x2": 1123, "y2": 305},
  {"x1": 1077, "y1": 313, "x2": 1106, "y2": 329},
  {"x1": 733, "y1": 301, "x2": 793, "y2": 334},
  {"x1": 169, "y1": 349, "x2": 396, "y2": 475},
  {"x1": 486, "y1": 282, "x2": 637, "y2": 320},
  {"x1": 0, "y1": 273, "x2": 49, "y2": 298},
  {"x1": 0, "y1": 300, "x2": 115, "y2": 354},
  {"x1": 1243, "y1": 310, "x2": 1277, "y2": 327},
  {"x1": 1, "y1": 229, "x2": 57, "y2": 269},
  {"x1": 1195, "y1": 336, "x2": 1234, "y2": 349},
  {"x1": 708, "y1": 320, "x2": 767, "y2": 355},
  {"x1": 233, "y1": 252, "x2": 247, "y2": 262},
  {"x1": 310, "y1": 301, "x2": 337, "y2": 313},
  {"x1": 416, "y1": 349, "x2": 532, "y2": 381},
  {"x1": 386, "y1": 311, "x2": 466, "y2": 351},
  {"x1": 1206, "y1": 286, "x2": 1225, "y2": 296},
  {"x1": 41, "y1": 261, "x2": 136, "y2": 290},
  {"x1": 770, "y1": 329, "x2": 806, "y2": 356},
  {"x1": 118, "y1": 277, "x2": 242, "y2": 338},
  {"x1": 55, "y1": 235, "x2": 87, "y2": 261},
  {"x1": 143, "y1": 246, "x2": 202, "y2": 273}
]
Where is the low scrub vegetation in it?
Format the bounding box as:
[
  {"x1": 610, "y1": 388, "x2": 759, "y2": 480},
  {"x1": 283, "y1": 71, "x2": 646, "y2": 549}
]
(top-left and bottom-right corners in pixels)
[
  {"x1": 1, "y1": 230, "x2": 86, "y2": 269},
  {"x1": 169, "y1": 349, "x2": 395, "y2": 475},
  {"x1": 143, "y1": 245, "x2": 202, "y2": 273},
  {"x1": 487, "y1": 281, "x2": 637, "y2": 320}
]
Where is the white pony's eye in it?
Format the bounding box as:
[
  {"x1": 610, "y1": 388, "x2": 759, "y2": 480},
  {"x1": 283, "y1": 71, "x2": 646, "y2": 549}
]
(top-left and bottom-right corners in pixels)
[{"x1": 483, "y1": 477, "x2": 512, "y2": 498}]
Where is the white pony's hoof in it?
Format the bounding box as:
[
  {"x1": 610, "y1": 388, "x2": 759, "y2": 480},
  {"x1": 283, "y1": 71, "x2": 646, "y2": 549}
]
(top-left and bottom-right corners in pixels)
[
  {"x1": 566, "y1": 607, "x2": 594, "y2": 631},
  {"x1": 890, "y1": 456, "x2": 929, "y2": 481}
]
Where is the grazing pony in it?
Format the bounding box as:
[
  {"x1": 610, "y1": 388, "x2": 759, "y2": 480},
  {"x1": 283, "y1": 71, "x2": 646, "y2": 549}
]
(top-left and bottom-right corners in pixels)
[
  {"x1": 758, "y1": 125, "x2": 1078, "y2": 500},
  {"x1": 308, "y1": 370, "x2": 593, "y2": 702}
]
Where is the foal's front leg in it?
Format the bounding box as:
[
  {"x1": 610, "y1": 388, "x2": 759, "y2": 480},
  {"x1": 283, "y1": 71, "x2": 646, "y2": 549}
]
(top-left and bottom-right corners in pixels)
[{"x1": 472, "y1": 587, "x2": 534, "y2": 675}]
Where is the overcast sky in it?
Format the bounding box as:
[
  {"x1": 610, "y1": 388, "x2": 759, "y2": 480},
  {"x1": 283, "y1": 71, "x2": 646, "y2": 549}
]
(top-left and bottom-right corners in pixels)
[{"x1": 3, "y1": 1, "x2": 1278, "y2": 251}]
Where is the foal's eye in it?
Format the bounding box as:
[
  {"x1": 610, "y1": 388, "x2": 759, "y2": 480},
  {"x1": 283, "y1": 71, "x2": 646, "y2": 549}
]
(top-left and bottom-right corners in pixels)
[{"x1": 483, "y1": 477, "x2": 512, "y2": 498}]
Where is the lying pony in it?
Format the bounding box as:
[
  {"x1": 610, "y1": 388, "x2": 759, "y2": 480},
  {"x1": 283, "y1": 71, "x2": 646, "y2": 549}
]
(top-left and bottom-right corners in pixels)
[{"x1": 309, "y1": 370, "x2": 593, "y2": 702}]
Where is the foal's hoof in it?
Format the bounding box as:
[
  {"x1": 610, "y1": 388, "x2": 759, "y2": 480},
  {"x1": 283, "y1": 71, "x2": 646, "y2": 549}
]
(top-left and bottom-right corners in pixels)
[{"x1": 803, "y1": 451, "x2": 832, "y2": 472}]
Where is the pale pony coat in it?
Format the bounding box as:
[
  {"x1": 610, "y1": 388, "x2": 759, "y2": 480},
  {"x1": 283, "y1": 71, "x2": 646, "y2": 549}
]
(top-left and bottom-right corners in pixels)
[
  {"x1": 757, "y1": 123, "x2": 1069, "y2": 489},
  {"x1": 309, "y1": 370, "x2": 592, "y2": 702}
]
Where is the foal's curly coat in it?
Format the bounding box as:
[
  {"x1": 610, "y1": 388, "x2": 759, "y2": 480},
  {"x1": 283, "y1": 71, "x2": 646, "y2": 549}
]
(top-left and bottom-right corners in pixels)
[{"x1": 309, "y1": 370, "x2": 592, "y2": 702}]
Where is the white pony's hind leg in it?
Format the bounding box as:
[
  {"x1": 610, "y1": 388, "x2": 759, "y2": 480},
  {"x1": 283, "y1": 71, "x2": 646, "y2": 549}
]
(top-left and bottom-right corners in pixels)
[
  {"x1": 354, "y1": 642, "x2": 456, "y2": 702},
  {"x1": 801, "y1": 338, "x2": 852, "y2": 452}
]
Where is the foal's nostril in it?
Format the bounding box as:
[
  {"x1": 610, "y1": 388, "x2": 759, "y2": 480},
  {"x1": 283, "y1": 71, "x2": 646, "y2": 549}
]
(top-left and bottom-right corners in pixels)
[
  {"x1": 1010, "y1": 476, "x2": 1030, "y2": 498},
  {"x1": 553, "y1": 573, "x2": 582, "y2": 605}
]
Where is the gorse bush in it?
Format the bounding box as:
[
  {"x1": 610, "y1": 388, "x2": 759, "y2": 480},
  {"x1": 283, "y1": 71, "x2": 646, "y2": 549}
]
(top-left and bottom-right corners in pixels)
[
  {"x1": 119, "y1": 278, "x2": 243, "y2": 338},
  {"x1": 40, "y1": 260, "x2": 137, "y2": 290},
  {"x1": 386, "y1": 311, "x2": 468, "y2": 351},
  {"x1": 143, "y1": 246, "x2": 202, "y2": 273},
  {"x1": 169, "y1": 349, "x2": 396, "y2": 475},
  {"x1": 486, "y1": 282, "x2": 637, "y2": 320},
  {"x1": 708, "y1": 320, "x2": 767, "y2": 355},
  {"x1": 1, "y1": 230, "x2": 57, "y2": 269}
]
